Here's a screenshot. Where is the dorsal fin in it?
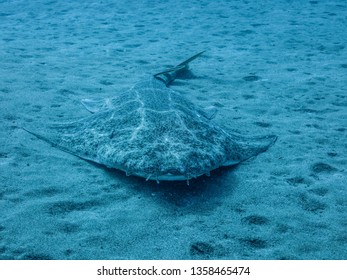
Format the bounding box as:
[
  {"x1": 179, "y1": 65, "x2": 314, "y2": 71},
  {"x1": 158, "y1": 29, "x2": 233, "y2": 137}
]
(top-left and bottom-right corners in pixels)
[{"x1": 154, "y1": 51, "x2": 205, "y2": 86}]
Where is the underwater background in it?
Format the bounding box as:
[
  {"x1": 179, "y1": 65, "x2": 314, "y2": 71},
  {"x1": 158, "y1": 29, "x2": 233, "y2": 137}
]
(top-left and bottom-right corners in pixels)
[{"x1": 0, "y1": 0, "x2": 346, "y2": 259}]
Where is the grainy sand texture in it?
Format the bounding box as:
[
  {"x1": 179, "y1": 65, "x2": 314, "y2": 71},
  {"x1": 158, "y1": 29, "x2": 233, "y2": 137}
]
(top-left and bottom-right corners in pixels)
[{"x1": 0, "y1": 0, "x2": 346, "y2": 259}]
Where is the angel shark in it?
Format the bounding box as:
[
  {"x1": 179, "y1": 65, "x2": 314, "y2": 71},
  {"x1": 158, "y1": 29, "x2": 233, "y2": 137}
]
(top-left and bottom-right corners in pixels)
[{"x1": 24, "y1": 51, "x2": 277, "y2": 182}]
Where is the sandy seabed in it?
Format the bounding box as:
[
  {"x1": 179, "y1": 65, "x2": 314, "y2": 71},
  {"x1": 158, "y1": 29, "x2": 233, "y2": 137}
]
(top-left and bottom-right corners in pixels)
[{"x1": 0, "y1": 0, "x2": 346, "y2": 259}]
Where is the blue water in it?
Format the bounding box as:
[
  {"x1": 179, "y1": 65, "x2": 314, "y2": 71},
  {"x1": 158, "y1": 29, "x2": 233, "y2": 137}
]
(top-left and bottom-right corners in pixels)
[{"x1": 0, "y1": 0, "x2": 346, "y2": 260}]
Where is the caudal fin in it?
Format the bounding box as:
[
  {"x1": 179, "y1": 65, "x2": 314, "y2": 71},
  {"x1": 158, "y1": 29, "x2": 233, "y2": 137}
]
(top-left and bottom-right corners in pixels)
[{"x1": 154, "y1": 51, "x2": 205, "y2": 85}]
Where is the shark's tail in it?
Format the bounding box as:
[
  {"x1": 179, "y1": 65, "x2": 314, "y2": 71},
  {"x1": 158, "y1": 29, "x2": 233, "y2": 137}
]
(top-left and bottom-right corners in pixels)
[{"x1": 154, "y1": 51, "x2": 205, "y2": 86}]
